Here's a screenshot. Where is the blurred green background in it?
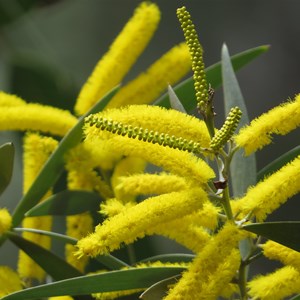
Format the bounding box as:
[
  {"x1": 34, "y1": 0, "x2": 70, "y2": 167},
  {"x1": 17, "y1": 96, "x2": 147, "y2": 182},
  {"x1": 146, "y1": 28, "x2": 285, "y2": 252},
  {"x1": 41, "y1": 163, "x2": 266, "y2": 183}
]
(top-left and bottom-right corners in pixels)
[{"x1": 0, "y1": 0, "x2": 299, "y2": 273}]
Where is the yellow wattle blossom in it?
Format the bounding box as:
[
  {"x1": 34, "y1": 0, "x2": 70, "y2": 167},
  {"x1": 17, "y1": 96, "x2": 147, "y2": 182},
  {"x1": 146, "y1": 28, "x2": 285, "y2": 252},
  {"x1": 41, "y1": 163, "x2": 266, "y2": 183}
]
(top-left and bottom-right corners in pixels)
[
  {"x1": 235, "y1": 94, "x2": 300, "y2": 155},
  {"x1": 100, "y1": 198, "x2": 136, "y2": 218},
  {"x1": 262, "y1": 241, "x2": 300, "y2": 270},
  {"x1": 0, "y1": 91, "x2": 26, "y2": 107},
  {"x1": 0, "y1": 103, "x2": 77, "y2": 137},
  {"x1": 165, "y1": 223, "x2": 244, "y2": 300},
  {"x1": 0, "y1": 266, "x2": 23, "y2": 297},
  {"x1": 232, "y1": 155, "x2": 300, "y2": 221},
  {"x1": 248, "y1": 266, "x2": 300, "y2": 300},
  {"x1": 114, "y1": 173, "x2": 188, "y2": 199},
  {"x1": 84, "y1": 127, "x2": 214, "y2": 185},
  {"x1": 0, "y1": 208, "x2": 12, "y2": 236},
  {"x1": 106, "y1": 43, "x2": 191, "y2": 108},
  {"x1": 76, "y1": 188, "x2": 208, "y2": 257},
  {"x1": 88, "y1": 104, "x2": 211, "y2": 148},
  {"x1": 75, "y1": 2, "x2": 160, "y2": 115},
  {"x1": 18, "y1": 133, "x2": 58, "y2": 283}
]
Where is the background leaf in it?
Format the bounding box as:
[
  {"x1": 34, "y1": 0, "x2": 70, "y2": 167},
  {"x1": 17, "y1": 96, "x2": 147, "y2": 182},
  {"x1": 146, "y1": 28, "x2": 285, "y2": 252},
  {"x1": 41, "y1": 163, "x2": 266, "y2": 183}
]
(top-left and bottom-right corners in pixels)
[
  {"x1": 156, "y1": 45, "x2": 269, "y2": 111},
  {"x1": 138, "y1": 253, "x2": 195, "y2": 264},
  {"x1": 140, "y1": 275, "x2": 181, "y2": 299},
  {"x1": 243, "y1": 222, "x2": 300, "y2": 252},
  {"x1": 25, "y1": 190, "x2": 102, "y2": 216},
  {"x1": 221, "y1": 43, "x2": 257, "y2": 198},
  {"x1": 8, "y1": 232, "x2": 83, "y2": 280},
  {"x1": 0, "y1": 142, "x2": 14, "y2": 196},
  {"x1": 0, "y1": 267, "x2": 186, "y2": 300},
  {"x1": 12, "y1": 86, "x2": 119, "y2": 227},
  {"x1": 257, "y1": 145, "x2": 300, "y2": 181}
]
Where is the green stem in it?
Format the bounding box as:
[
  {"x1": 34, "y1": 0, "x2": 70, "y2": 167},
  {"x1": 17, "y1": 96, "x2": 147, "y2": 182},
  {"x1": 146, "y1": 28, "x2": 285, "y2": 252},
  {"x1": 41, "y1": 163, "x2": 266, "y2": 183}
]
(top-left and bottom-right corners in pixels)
[
  {"x1": 221, "y1": 186, "x2": 233, "y2": 220},
  {"x1": 238, "y1": 261, "x2": 248, "y2": 300}
]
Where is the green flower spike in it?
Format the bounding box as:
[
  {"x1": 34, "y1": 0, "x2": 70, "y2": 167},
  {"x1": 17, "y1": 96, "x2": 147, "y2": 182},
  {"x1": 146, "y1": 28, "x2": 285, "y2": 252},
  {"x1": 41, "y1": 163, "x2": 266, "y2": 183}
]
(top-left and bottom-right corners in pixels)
[
  {"x1": 176, "y1": 7, "x2": 213, "y2": 122},
  {"x1": 210, "y1": 106, "x2": 242, "y2": 151},
  {"x1": 85, "y1": 114, "x2": 203, "y2": 154}
]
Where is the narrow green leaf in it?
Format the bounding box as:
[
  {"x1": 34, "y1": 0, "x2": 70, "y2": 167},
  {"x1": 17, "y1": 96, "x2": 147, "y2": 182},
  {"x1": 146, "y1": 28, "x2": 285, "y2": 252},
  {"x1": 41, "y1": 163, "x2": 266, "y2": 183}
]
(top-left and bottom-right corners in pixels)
[
  {"x1": 13, "y1": 228, "x2": 78, "y2": 245},
  {"x1": 95, "y1": 254, "x2": 130, "y2": 270},
  {"x1": 12, "y1": 86, "x2": 119, "y2": 227},
  {"x1": 156, "y1": 45, "x2": 269, "y2": 111},
  {"x1": 138, "y1": 253, "x2": 195, "y2": 264},
  {"x1": 0, "y1": 142, "x2": 14, "y2": 195},
  {"x1": 243, "y1": 222, "x2": 300, "y2": 252},
  {"x1": 0, "y1": 267, "x2": 185, "y2": 300},
  {"x1": 25, "y1": 190, "x2": 102, "y2": 217},
  {"x1": 7, "y1": 232, "x2": 82, "y2": 280},
  {"x1": 289, "y1": 294, "x2": 300, "y2": 300},
  {"x1": 257, "y1": 145, "x2": 300, "y2": 181},
  {"x1": 168, "y1": 85, "x2": 186, "y2": 113},
  {"x1": 140, "y1": 275, "x2": 181, "y2": 299},
  {"x1": 221, "y1": 43, "x2": 257, "y2": 198}
]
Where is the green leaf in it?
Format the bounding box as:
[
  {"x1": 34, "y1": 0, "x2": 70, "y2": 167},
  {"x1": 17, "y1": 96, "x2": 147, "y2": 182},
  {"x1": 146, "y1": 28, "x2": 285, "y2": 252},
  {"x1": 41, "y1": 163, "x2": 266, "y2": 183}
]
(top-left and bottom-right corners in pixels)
[
  {"x1": 289, "y1": 295, "x2": 300, "y2": 300},
  {"x1": 12, "y1": 86, "x2": 119, "y2": 227},
  {"x1": 12, "y1": 228, "x2": 129, "y2": 270},
  {"x1": 140, "y1": 275, "x2": 181, "y2": 299},
  {"x1": 168, "y1": 85, "x2": 186, "y2": 113},
  {"x1": 0, "y1": 267, "x2": 185, "y2": 300},
  {"x1": 243, "y1": 222, "x2": 300, "y2": 252},
  {"x1": 0, "y1": 142, "x2": 14, "y2": 195},
  {"x1": 156, "y1": 45, "x2": 269, "y2": 111},
  {"x1": 221, "y1": 43, "x2": 257, "y2": 198},
  {"x1": 25, "y1": 190, "x2": 102, "y2": 217},
  {"x1": 138, "y1": 253, "x2": 195, "y2": 264},
  {"x1": 7, "y1": 232, "x2": 82, "y2": 281},
  {"x1": 257, "y1": 145, "x2": 300, "y2": 181}
]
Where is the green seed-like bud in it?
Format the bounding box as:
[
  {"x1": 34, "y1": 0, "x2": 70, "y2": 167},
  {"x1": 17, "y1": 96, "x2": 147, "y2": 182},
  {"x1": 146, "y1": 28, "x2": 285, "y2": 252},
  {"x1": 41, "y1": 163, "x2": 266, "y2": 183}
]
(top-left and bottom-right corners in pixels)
[
  {"x1": 177, "y1": 6, "x2": 209, "y2": 113},
  {"x1": 210, "y1": 107, "x2": 242, "y2": 151},
  {"x1": 85, "y1": 114, "x2": 203, "y2": 155}
]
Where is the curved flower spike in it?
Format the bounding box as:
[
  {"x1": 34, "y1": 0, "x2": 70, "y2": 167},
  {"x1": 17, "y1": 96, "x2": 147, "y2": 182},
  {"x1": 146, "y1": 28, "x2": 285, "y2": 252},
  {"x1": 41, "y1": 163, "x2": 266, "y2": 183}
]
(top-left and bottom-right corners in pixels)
[
  {"x1": 0, "y1": 266, "x2": 23, "y2": 297},
  {"x1": 0, "y1": 91, "x2": 26, "y2": 107},
  {"x1": 76, "y1": 188, "x2": 207, "y2": 257},
  {"x1": 248, "y1": 266, "x2": 300, "y2": 300},
  {"x1": 75, "y1": 2, "x2": 160, "y2": 115},
  {"x1": 232, "y1": 155, "x2": 300, "y2": 221},
  {"x1": 0, "y1": 102, "x2": 77, "y2": 137},
  {"x1": 0, "y1": 208, "x2": 12, "y2": 236},
  {"x1": 235, "y1": 94, "x2": 300, "y2": 155}
]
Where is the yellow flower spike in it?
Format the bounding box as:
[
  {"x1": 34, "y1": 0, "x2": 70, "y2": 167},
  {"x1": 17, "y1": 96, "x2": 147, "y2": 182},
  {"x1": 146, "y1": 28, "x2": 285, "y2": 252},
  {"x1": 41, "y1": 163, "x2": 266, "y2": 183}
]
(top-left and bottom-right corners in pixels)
[
  {"x1": 0, "y1": 266, "x2": 23, "y2": 296},
  {"x1": 111, "y1": 156, "x2": 146, "y2": 203},
  {"x1": 176, "y1": 6, "x2": 209, "y2": 114},
  {"x1": 74, "y1": 2, "x2": 160, "y2": 115},
  {"x1": 0, "y1": 208, "x2": 12, "y2": 236},
  {"x1": 106, "y1": 43, "x2": 191, "y2": 108},
  {"x1": 262, "y1": 241, "x2": 300, "y2": 270},
  {"x1": 87, "y1": 104, "x2": 211, "y2": 148},
  {"x1": 115, "y1": 173, "x2": 189, "y2": 199},
  {"x1": 149, "y1": 221, "x2": 211, "y2": 254},
  {"x1": 18, "y1": 133, "x2": 58, "y2": 283},
  {"x1": 0, "y1": 103, "x2": 77, "y2": 137},
  {"x1": 232, "y1": 155, "x2": 300, "y2": 221},
  {"x1": 210, "y1": 106, "x2": 242, "y2": 150},
  {"x1": 0, "y1": 91, "x2": 26, "y2": 106},
  {"x1": 164, "y1": 222, "x2": 244, "y2": 300},
  {"x1": 248, "y1": 266, "x2": 300, "y2": 300},
  {"x1": 84, "y1": 133, "x2": 214, "y2": 186},
  {"x1": 235, "y1": 94, "x2": 300, "y2": 155},
  {"x1": 76, "y1": 188, "x2": 208, "y2": 257}
]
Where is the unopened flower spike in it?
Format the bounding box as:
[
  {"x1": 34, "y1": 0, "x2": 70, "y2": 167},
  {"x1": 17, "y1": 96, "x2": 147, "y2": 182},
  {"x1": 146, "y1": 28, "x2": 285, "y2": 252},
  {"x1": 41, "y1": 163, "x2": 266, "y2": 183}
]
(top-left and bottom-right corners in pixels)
[
  {"x1": 177, "y1": 6, "x2": 215, "y2": 136},
  {"x1": 85, "y1": 114, "x2": 204, "y2": 155},
  {"x1": 210, "y1": 106, "x2": 242, "y2": 151}
]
